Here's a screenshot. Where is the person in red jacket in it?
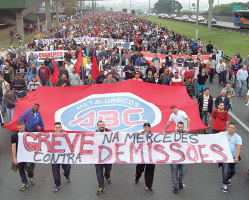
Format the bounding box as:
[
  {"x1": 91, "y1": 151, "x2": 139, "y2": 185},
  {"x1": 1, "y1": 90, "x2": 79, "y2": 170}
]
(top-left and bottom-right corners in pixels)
[
  {"x1": 38, "y1": 63, "x2": 51, "y2": 86},
  {"x1": 171, "y1": 72, "x2": 183, "y2": 86}
]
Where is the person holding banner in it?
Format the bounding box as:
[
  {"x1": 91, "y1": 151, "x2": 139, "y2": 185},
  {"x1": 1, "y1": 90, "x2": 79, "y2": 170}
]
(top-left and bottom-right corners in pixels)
[
  {"x1": 170, "y1": 122, "x2": 188, "y2": 194},
  {"x1": 52, "y1": 122, "x2": 71, "y2": 193},
  {"x1": 11, "y1": 120, "x2": 34, "y2": 191},
  {"x1": 221, "y1": 122, "x2": 242, "y2": 193},
  {"x1": 135, "y1": 122, "x2": 155, "y2": 194},
  {"x1": 163, "y1": 105, "x2": 190, "y2": 132},
  {"x1": 95, "y1": 121, "x2": 112, "y2": 195}
]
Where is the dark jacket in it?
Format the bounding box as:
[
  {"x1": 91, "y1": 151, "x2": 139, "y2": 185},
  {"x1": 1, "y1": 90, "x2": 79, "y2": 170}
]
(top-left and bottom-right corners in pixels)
[
  {"x1": 84, "y1": 79, "x2": 96, "y2": 85},
  {"x1": 151, "y1": 78, "x2": 162, "y2": 84},
  {"x1": 221, "y1": 70, "x2": 232, "y2": 83},
  {"x1": 183, "y1": 81, "x2": 195, "y2": 97},
  {"x1": 56, "y1": 78, "x2": 71, "y2": 87},
  {"x1": 197, "y1": 94, "x2": 213, "y2": 113},
  {"x1": 193, "y1": 63, "x2": 206, "y2": 73},
  {"x1": 96, "y1": 75, "x2": 106, "y2": 84},
  {"x1": 215, "y1": 95, "x2": 230, "y2": 112},
  {"x1": 160, "y1": 72, "x2": 174, "y2": 85},
  {"x1": 146, "y1": 66, "x2": 157, "y2": 76}
]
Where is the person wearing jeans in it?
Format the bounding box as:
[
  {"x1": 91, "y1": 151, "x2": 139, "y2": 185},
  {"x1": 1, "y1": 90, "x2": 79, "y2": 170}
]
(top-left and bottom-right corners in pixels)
[
  {"x1": 221, "y1": 122, "x2": 242, "y2": 193},
  {"x1": 237, "y1": 65, "x2": 248, "y2": 97},
  {"x1": 38, "y1": 63, "x2": 51, "y2": 86},
  {"x1": 170, "y1": 122, "x2": 188, "y2": 194},
  {"x1": 231, "y1": 59, "x2": 241, "y2": 88},
  {"x1": 0, "y1": 75, "x2": 9, "y2": 115},
  {"x1": 197, "y1": 88, "x2": 213, "y2": 134},
  {"x1": 94, "y1": 121, "x2": 112, "y2": 195},
  {"x1": 4, "y1": 85, "x2": 17, "y2": 121}
]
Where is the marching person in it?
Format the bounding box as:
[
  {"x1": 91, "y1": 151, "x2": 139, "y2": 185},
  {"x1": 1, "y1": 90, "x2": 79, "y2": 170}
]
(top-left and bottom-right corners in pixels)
[
  {"x1": 215, "y1": 90, "x2": 230, "y2": 112},
  {"x1": 220, "y1": 122, "x2": 242, "y2": 193},
  {"x1": 11, "y1": 120, "x2": 35, "y2": 191},
  {"x1": 95, "y1": 121, "x2": 112, "y2": 195},
  {"x1": 52, "y1": 122, "x2": 71, "y2": 192},
  {"x1": 208, "y1": 102, "x2": 229, "y2": 134},
  {"x1": 171, "y1": 122, "x2": 188, "y2": 194},
  {"x1": 135, "y1": 122, "x2": 155, "y2": 194},
  {"x1": 19, "y1": 103, "x2": 44, "y2": 132},
  {"x1": 163, "y1": 105, "x2": 190, "y2": 132}
]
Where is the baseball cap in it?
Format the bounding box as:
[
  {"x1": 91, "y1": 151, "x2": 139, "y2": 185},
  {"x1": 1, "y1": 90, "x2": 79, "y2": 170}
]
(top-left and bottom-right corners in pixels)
[
  {"x1": 17, "y1": 59, "x2": 21, "y2": 62},
  {"x1": 170, "y1": 105, "x2": 177, "y2": 108},
  {"x1": 165, "y1": 68, "x2": 170, "y2": 71},
  {"x1": 143, "y1": 122, "x2": 151, "y2": 127},
  {"x1": 142, "y1": 58, "x2": 145, "y2": 61},
  {"x1": 100, "y1": 69, "x2": 104, "y2": 72},
  {"x1": 136, "y1": 72, "x2": 140, "y2": 74},
  {"x1": 20, "y1": 62, "x2": 24, "y2": 65},
  {"x1": 237, "y1": 52, "x2": 240, "y2": 54}
]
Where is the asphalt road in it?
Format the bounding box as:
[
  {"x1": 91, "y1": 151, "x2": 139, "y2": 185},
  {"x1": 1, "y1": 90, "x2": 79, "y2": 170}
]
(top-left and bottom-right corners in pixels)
[
  {"x1": 174, "y1": 17, "x2": 239, "y2": 29},
  {"x1": 0, "y1": 75, "x2": 249, "y2": 200}
]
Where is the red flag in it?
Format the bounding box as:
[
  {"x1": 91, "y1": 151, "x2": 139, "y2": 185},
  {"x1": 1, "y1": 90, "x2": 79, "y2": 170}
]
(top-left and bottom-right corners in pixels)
[
  {"x1": 50, "y1": 58, "x2": 59, "y2": 85},
  {"x1": 75, "y1": 48, "x2": 82, "y2": 76},
  {"x1": 91, "y1": 53, "x2": 100, "y2": 81}
]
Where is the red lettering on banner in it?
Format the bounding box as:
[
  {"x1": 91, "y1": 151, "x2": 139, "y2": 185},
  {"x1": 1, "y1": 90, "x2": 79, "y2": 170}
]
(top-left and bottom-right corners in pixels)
[
  {"x1": 98, "y1": 145, "x2": 113, "y2": 163},
  {"x1": 198, "y1": 145, "x2": 213, "y2": 163},
  {"x1": 130, "y1": 143, "x2": 144, "y2": 163},
  {"x1": 153, "y1": 144, "x2": 169, "y2": 163},
  {"x1": 210, "y1": 144, "x2": 227, "y2": 162},
  {"x1": 38, "y1": 53, "x2": 42, "y2": 58},
  {"x1": 147, "y1": 142, "x2": 152, "y2": 163},
  {"x1": 186, "y1": 144, "x2": 198, "y2": 162},
  {"x1": 179, "y1": 67, "x2": 187, "y2": 77},
  {"x1": 115, "y1": 143, "x2": 126, "y2": 163},
  {"x1": 51, "y1": 134, "x2": 65, "y2": 153},
  {"x1": 123, "y1": 108, "x2": 146, "y2": 126},
  {"x1": 97, "y1": 111, "x2": 120, "y2": 127},
  {"x1": 23, "y1": 133, "x2": 38, "y2": 152},
  {"x1": 38, "y1": 133, "x2": 51, "y2": 152},
  {"x1": 65, "y1": 133, "x2": 81, "y2": 153},
  {"x1": 69, "y1": 110, "x2": 96, "y2": 127},
  {"x1": 170, "y1": 143, "x2": 185, "y2": 162},
  {"x1": 79, "y1": 134, "x2": 94, "y2": 155}
]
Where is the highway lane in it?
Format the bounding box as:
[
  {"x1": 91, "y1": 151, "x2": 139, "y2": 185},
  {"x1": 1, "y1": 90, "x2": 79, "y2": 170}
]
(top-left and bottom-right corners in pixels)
[{"x1": 0, "y1": 76, "x2": 249, "y2": 200}]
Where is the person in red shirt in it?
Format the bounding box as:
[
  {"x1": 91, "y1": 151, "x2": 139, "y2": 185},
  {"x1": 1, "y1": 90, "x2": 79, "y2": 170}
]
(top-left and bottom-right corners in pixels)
[
  {"x1": 171, "y1": 72, "x2": 183, "y2": 86},
  {"x1": 208, "y1": 102, "x2": 229, "y2": 134},
  {"x1": 182, "y1": 67, "x2": 195, "y2": 82}
]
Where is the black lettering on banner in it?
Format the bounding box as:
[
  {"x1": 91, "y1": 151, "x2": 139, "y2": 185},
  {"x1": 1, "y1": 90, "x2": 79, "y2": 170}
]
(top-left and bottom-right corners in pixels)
[
  {"x1": 181, "y1": 133, "x2": 188, "y2": 143},
  {"x1": 34, "y1": 152, "x2": 43, "y2": 162},
  {"x1": 198, "y1": 145, "x2": 213, "y2": 163},
  {"x1": 163, "y1": 133, "x2": 172, "y2": 143},
  {"x1": 43, "y1": 154, "x2": 51, "y2": 162},
  {"x1": 189, "y1": 134, "x2": 198, "y2": 144},
  {"x1": 186, "y1": 144, "x2": 198, "y2": 162},
  {"x1": 124, "y1": 133, "x2": 135, "y2": 143},
  {"x1": 210, "y1": 144, "x2": 228, "y2": 162},
  {"x1": 61, "y1": 154, "x2": 66, "y2": 163},
  {"x1": 154, "y1": 133, "x2": 164, "y2": 143},
  {"x1": 99, "y1": 145, "x2": 112, "y2": 163},
  {"x1": 112, "y1": 132, "x2": 119, "y2": 142},
  {"x1": 170, "y1": 143, "x2": 185, "y2": 162},
  {"x1": 137, "y1": 133, "x2": 145, "y2": 143},
  {"x1": 153, "y1": 144, "x2": 169, "y2": 163},
  {"x1": 103, "y1": 132, "x2": 113, "y2": 144},
  {"x1": 146, "y1": 133, "x2": 153, "y2": 143},
  {"x1": 67, "y1": 153, "x2": 75, "y2": 164},
  {"x1": 51, "y1": 154, "x2": 60, "y2": 164},
  {"x1": 75, "y1": 153, "x2": 82, "y2": 163},
  {"x1": 174, "y1": 133, "x2": 181, "y2": 142}
]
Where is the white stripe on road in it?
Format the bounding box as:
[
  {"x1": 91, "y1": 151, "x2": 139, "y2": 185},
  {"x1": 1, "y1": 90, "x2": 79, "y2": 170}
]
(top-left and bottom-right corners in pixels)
[{"x1": 228, "y1": 111, "x2": 249, "y2": 132}]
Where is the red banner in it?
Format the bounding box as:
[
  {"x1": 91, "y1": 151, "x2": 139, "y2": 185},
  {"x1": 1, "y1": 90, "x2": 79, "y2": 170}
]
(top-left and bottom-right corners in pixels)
[{"x1": 4, "y1": 80, "x2": 206, "y2": 132}]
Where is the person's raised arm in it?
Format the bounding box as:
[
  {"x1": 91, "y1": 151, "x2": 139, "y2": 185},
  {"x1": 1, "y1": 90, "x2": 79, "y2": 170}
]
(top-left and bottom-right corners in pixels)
[
  {"x1": 163, "y1": 121, "x2": 172, "y2": 133},
  {"x1": 185, "y1": 117, "x2": 190, "y2": 133}
]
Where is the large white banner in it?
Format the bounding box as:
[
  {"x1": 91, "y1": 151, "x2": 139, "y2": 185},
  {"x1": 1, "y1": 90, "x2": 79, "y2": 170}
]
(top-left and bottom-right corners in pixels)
[{"x1": 17, "y1": 132, "x2": 234, "y2": 164}]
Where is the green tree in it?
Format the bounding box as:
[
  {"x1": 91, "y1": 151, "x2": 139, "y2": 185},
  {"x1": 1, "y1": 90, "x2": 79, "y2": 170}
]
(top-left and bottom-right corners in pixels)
[
  {"x1": 63, "y1": 1, "x2": 77, "y2": 17},
  {"x1": 213, "y1": 2, "x2": 249, "y2": 16},
  {"x1": 153, "y1": 0, "x2": 183, "y2": 13}
]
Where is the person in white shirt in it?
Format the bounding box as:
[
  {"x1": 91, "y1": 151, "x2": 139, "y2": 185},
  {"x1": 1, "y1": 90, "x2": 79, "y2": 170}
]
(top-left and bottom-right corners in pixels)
[
  {"x1": 70, "y1": 55, "x2": 77, "y2": 66},
  {"x1": 65, "y1": 60, "x2": 74, "y2": 74},
  {"x1": 216, "y1": 59, "x2": 226, "y2": 87},
  {"x1": 85, "y1": 59, "x2": 92, "y2": 76},
  {"x1": 163, "y1": 105, "x2": 190, "y2": 132}
]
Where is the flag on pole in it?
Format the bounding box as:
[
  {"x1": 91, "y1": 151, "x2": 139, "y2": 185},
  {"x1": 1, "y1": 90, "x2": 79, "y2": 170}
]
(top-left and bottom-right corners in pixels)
[
  {"x1": 50, "y1": 58, "x2": 59, "y2": 85},
  {"x1": 91, "y1": 53, "x2": 100, "y2": 81},
  {"x1": 75, "y1": 48, "x2": 82, "y2": 76}
]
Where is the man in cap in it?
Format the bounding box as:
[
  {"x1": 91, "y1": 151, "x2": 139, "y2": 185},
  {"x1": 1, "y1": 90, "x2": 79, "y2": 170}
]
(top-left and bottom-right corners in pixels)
[
  {"x1": 163, "y1": 105, "x2": 190, "y2": 132},
  {"x1": 96, "y1": 70, "x2": 106, "y2": 84},
  {"x1": 135, "y1": 122, "x2": 155, "y2": 194},
  {"x1": 160, "y1": 68, "x2": 174, "y2": 85}
]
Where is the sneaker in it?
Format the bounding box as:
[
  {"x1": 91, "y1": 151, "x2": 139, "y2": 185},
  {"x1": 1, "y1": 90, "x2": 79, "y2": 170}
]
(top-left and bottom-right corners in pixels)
[
  {"x1": 146, "y1": 187, "x2": 153, "y2": 194},
  {"x1": 20, "y1": 183, "x2": 29, "y2": 191},
  {"x1": 222, "y1": 185, "x2": 228, "y2": 193},
  {"x1": 106, "y1": 178, "x2": 111, "y2": 184},
  {"x1": 179, "y1": 183, "x2": 184, "y2": 189},
  {"x1": 237, "y1": 94, "x2": 240, "y2": 97},
  {"x1": 135, "y1": 177, "x2": 139, "y2": 184},
  {"x1": 204, "y1": 129, "x2": 208, "y2": 134},
  {"x1": 30, "y1": 178, "x2": 35, "y2": 185},
  {"x1": 66, "y1": 176, "x2": 71, "y2": 183},
  {"x1": 173, "y1": 188, "x2": 178, "y2": 194},
  {"x1": 97, "y1": 188, "x2": 105, "y2": 195},
  {"x1": 53, "y1": 185, "x2": 61, "y2": 193},
  {"x1": 228, "y1": 179, "x2": 231, "y2": 185}
]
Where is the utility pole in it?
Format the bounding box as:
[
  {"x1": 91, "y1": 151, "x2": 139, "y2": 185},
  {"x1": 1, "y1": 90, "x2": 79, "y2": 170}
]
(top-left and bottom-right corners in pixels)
[
  {"x1": 208, "y1": 0, "x2": 214, "y2": 32},
  {"x1": 149, "y1": 0, "x2": 150, "y2": 21},
  {"x1": 217, "y1": 0, "x2": 219, "y2": 16},
  {"x1": 195, "y1": 0, "x2": 199, "y2": 39},
  {"x1": 172, "y1": 0, "x2": 174, "y2": 12}
]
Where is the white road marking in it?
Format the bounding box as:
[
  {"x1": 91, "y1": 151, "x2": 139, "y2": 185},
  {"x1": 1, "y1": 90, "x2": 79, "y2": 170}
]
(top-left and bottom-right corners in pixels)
[{"x1": 228, "y1": 111, "x2": 249, "y2": 132}]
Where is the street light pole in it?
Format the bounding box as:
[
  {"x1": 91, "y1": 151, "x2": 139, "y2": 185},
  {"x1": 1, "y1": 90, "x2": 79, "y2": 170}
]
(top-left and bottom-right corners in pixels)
[
  {"x1": 195, "y1": 0, "x2": 199, "y2": 39},
  {"x1": 149, "y1": 0, "x2": 150, "y2": 21},
  {"x1": 208, "y1": 0, "x2": 214, "y2": 32}
]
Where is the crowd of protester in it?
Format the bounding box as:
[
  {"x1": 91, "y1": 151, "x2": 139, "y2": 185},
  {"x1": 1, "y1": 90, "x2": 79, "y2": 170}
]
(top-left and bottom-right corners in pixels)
[{"x1": 0, "y1": 11, "x2": 247, "y2": 194}]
